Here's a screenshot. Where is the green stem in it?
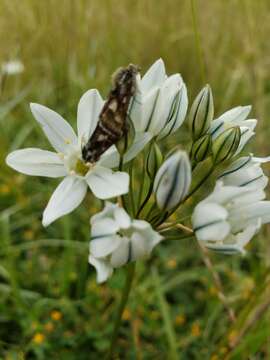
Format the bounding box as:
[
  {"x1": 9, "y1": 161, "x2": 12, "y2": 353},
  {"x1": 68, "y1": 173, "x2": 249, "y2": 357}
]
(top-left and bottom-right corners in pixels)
[
  {"x1": 190, "y1": 0, "x2": 206, "y2": 83},
  {"x1": 184, "y1": 165, "x2": 215, "y2": 202},
  {"x1": 145, "y1": 202, "x2": 158, "y2": 223},
  {"x1": 137, "y1": 153, "x2": 146, "y2": 210},
  {"x1": 165, "y1": 234, "x2": 194, "y2": 241},
  {"x1": 152, "y1": 266, "x2": 178, "y2": 360},
  {"x1": 1, "y1": 216, "x2": 24, "y2": 308},
  {"x1": 107, "y1": 262, "x2": 136, "y2": 359},
  {"x1": 128, "y1": 161, "x2": 136, "y2": 217},
  {"x1": 136, "y1": 182, "x2": 154, "y2": 218}
]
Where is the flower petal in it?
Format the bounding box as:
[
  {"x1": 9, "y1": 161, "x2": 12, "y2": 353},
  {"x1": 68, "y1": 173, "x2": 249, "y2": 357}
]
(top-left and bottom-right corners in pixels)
[
  {"x1": 30, "y1": 103, "x2": 78, "y2": 153},
  {"x1": 114, "y1": 207, "x2": 131, "y2": 229},
  {"x1": 130, "y1": 226, "x2": 163, "y2": 260},
  {"x1": 210, "y1": 105, "x2": 252, "y2": 139},
  {"x1": 6, "y1": 148, "x2": 66, "y2": 177},
  {"x1": 124, "y1": 132, "x2": 153, "y2": 163},
  {"x1": 157, "y1": 82, "x2": 188, "y2": 140},
  {"x1": 148, "y1": 74, "x2": 183, "y2": 135},
  {"x1": 86, "y1": 166, "x2": 129, "y2": 199},
  {"x1": 90, "y1": 235, "x2": 121, "y2": 258},
  {"x1": 89, "y1": 255, "x2": 113, "y2": 283},
  {"x1": 77, "y1": 89, "x2": 104, "y2": 145},
  {"x1": 192, "y1": 202, "x2": 230, "y2": 242},
  {"x1": 204, "y1": 222, "x2": 260, "y2": 255},
  {"x1": 90, "y1": 201, "x2": 117, "y2": 224},
  {"x1": 141, "y1": 58, "x2": 166, "y2": 93},
  {"x1": 42, "y1": 176, "x2": 87, "y2": 226},
  {"x1": 110, "y1": 238, "x2": 130, "y2": 268},
  {"x1": 98, "y1": 145, "x2": 120, "y2": 169},
  {"x1": 91, "y1": 216, "x2": 119, "y2": 238},
  {"x1": 130, "y1": 87, "x2": 160, "y2": 132}
]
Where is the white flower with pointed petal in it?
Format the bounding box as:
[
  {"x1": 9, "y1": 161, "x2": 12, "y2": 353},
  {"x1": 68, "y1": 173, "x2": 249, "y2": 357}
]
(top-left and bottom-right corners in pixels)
[
  {"x1": 89, "y1": 202, "x2": 163, "y2": 283},
  {"x1": 125, "y1": 59, "x2": 188, "y2": 162},
  {"x1": 1, "y1": 60, "x2": 24, "y2": 75},
  {"x1": 192, "y1": 181, "x2": 270, "y2": 254},
  {"x1": 219, "y1": 154, "x2": 270, "y2": 190},
  {"x1": 210, "y1": 106, "x2": 257, "y2": 155},
  {"x1": 6, "y1": 90, "x2": 129, "y2": 226}
]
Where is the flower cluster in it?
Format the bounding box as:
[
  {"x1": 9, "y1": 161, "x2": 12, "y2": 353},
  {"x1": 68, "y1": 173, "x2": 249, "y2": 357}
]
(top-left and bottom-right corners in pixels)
[{"x1": 6, "y1": 58, "x2": 270, "y2": 282}]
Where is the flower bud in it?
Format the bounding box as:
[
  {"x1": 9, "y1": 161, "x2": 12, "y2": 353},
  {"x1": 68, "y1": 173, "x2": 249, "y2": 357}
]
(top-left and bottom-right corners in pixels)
[
  {"x1": 212, "y1": 126, "x2": 241, "y2": 164},
  {"x1": 189, "y1": 85, "x2": 214, "y2": 140},
  {"x1": 190, "y1": 134, "x2": 212, "y2": 163},
  {"x1": 115, "y1": 134, "x2": 128, "y2": 158},
  {"x1": 146, "y1": 142, "x2": 163, "y2": 179},
  {"x1": 153, "y1": 150, "x2": 191, "y2": 211}
]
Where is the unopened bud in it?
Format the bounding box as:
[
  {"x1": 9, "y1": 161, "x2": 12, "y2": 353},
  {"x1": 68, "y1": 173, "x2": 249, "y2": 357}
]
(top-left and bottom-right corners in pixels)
[
  {"x1": 146, "y1": 142, "x2": 163, "y2": 179},
  {"x1": 191, "y1": 134, "x2": 212, "y2": 163},
  {"x1": 154, "y1": 150, "x2": 191, "y2": 211},
  {"x1": 189, "y1": 85, "x2": 214, "y2": 140},
  {"x1": 115, "y1": 132, "x2": 128, "y2": 157},
  {"x1": 212, "y1": 127, "x2": 241, "y2": 164}
]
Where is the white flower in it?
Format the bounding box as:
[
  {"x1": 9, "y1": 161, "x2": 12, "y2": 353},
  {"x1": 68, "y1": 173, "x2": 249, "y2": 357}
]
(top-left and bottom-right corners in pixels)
[
  {"x1": 210, "y1": 106, "x2": 257, "y2": 155},
  {"x1": 219, "y1": 154, "x2": 270, "y2": 190},
  {"x1": 1, "y1": 60, "x2": 24, "y2": 75},
  {"x1": 124, "y1": 59, "x2": 188, "y2": 162},
  {"x1": 192, "y1": 181, "x2": 270, "y2": 254},
  {"x1": 89, "y1": 202, "x2": 163, "y2": 283},
  {"x1": 153, "y1": 150, "x2": 191, "y2": 211},
  {"x1": 6, "y1": 90, "x2": 129, "y2": 226}
]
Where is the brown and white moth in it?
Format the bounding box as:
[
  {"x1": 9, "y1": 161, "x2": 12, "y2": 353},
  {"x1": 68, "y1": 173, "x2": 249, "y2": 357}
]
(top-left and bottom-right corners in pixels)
[{"x1": 82, "y1": 64, "x2": 139, "y2": 163}]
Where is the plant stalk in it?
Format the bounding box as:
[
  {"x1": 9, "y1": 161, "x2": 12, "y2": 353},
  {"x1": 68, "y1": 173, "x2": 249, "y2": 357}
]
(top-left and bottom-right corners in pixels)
[{"x1": 107, "y1": 262, "x2": 136, "y2": 359}]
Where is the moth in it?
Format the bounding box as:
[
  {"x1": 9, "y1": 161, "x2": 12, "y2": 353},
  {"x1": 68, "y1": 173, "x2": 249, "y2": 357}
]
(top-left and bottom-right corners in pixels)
[{"x1": 82, "y1": 64, "x2": 139, "y2": 163}]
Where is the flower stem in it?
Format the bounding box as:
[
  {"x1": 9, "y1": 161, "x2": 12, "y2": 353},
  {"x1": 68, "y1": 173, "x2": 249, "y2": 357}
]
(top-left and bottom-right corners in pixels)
[
  {"x1": 136, "y1": 182, "x2": 154, "y2": 218},
  {"x1": 128, "y1": 161, "x2": 136, "y2": 217},
  {"x1": 107, "y1": 262, "x2": 136, "y2": 359},
  {"x1": 190, "y1": 0, "x2": 206, "y2": 83},
  {"x1": 152, "y1": 266, "x2": 179, "y2": 360},
  {"x1": 184, "y1": 165, "x2": 215, "y2": 202}
]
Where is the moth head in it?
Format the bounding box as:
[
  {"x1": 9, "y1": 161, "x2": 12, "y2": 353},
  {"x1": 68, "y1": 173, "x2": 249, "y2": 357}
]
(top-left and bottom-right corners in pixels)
[{"x1": 111, "y1": 64, "x2": 140, "y2": 93}]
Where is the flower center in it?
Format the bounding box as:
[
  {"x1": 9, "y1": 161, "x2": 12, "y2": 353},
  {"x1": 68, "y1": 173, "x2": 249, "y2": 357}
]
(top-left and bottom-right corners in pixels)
[
  {"x1": 75, "y1": 159, "x2": 90, "y2": 176},
  {"x1": 61, "y1": 149, "x2": 92, "y2": 176}
]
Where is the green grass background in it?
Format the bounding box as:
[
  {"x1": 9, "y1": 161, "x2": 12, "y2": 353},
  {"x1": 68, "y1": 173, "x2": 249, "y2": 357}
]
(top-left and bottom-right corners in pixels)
[{"x1": 1, "y1": 0, "x2": 270, "y2": 359}]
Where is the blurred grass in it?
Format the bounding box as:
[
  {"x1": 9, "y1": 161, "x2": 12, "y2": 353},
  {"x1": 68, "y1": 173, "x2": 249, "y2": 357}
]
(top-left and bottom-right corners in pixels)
[{"x1": 1, "y1": 0, "x2": 270, "y2": 358}]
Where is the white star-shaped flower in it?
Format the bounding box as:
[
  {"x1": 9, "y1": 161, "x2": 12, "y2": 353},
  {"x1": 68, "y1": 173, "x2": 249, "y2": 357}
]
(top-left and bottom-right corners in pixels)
[
  {"x1": 6, "y1": 90, "x2": 129, "y2": 226},
  {"x1": 124, "y1": 59, "x2": 188, "y2": 162},
  {"x1": 192, "y1": 181, "x2": 270, "y2": 254},
  {"x1": 89, "y1": 202, "x2": 163, "y2": 283},
  {"x1": 210, "y1": 105, "x2": 257, "y2": 155}
]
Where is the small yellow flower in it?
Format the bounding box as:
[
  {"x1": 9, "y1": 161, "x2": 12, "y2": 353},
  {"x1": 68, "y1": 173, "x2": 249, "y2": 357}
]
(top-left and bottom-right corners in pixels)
[
  {"x1": 44, "y1": 322, "x2": 54, "y2": 332},
  {"x1": 23, "y1": 229, "x2": 35, "y2": 241},
  {"x1": 167, "y1": 258, "x2": 177, "y2": 269},
  {"x1": 149, "y1": 310, "x2": 160, "y2": 320},
  {"x1": 32, "y1": 332, "x2": 45, "y2": 344},
  {"x1": 31, "y1": 322, "x2": 38, "y2": 330},
  {"x1": 209, "y1": 286, "x2": 218, "y2": 296},
  {"x1": 228, "y1": 330, "x2": 238, "y2": 346},
  {"x1": 219, "y1": 347, "x2": 228, "y2": 355},
  {"x1": 191, "y1": 322, "x2": 201, "y2": 337},
  {"x1": 51, "y1": 310, "x2": 62, "y2": 321},
  {"x1": 175, "y1": 314, "x2": 186, "y2": 326},
  {"x1": 210, "y1": 355, "x2": 219, "y2": 360},
  {"x1": 122, "y1": 308, "x2": 131, "y2": 321},
  {"x1": 0, "y1": 184, "x2": 11, "y2": 194}
]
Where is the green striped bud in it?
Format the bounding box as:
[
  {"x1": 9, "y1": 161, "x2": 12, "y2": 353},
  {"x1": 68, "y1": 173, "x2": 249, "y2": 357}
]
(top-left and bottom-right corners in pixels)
[
  {"x1": 153, "y1": 150, "x2": 191, "y2": 211},
  {"x1": 189, "y1": 85, "x2": 214, "y2": 140},
  {"x1": 212, "y1": 126, "x2": 241, "y2": 164},
  {"x1": 146, "y1": 142, "x2": 163, "y2": 179},
  {"x1": 191, "y1": 134, "x2": 212, "y2": 163}
]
